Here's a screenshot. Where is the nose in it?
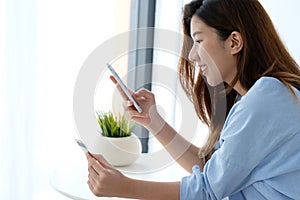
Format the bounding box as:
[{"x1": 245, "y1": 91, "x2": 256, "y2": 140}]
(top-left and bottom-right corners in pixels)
[{"x1": 188, "y1": 44, "x2": 199, "y2": 63}]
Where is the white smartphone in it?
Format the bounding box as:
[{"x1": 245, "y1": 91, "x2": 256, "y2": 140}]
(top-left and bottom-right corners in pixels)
[
  {"x1": 75, "y1": 139, "x2": 88, "y2": 153},
  {"x1": 106, "y1": 63, "x2": 143, "y2": 113}
]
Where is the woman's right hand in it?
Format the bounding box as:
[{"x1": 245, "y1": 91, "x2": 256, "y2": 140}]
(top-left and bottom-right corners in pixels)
[{"x1": 110, "y1": 76, "x2": 165, "y2": 134}]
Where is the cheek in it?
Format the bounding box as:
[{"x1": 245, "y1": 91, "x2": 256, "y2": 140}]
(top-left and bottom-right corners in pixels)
[
  {"x1": 199, "y1": 46, "x2": 217, "y2": 68},
  {"x1": 199, "y1": 46, "x2": 226, "y2": 83},
  {"x1": 198, "y1": 46, "x2": 210, "y2": 62}
]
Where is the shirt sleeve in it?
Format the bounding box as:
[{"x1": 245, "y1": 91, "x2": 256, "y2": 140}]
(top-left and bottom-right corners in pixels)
[
  {"x1": 180, "y1": 165, "x2": 215, "y2": 200},
  {"x1": 180, "y1": 100, "x2": 254, "y2": 199},
  {"x1": 180, "y1": 77, "x2": 300, "y2": 200}
]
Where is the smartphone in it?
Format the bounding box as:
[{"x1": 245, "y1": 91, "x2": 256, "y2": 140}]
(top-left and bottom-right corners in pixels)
[
  {"x1": 106, "y1": 63, "x2": 143, "y2": 113},
  {"x1": 75, "y1": 139, "x2": 88, "y2": 153}
]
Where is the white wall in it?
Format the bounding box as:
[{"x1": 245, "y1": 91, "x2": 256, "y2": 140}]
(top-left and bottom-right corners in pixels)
[{"x1": 260, "y1": 0, "x2": 300, "y2": 64}]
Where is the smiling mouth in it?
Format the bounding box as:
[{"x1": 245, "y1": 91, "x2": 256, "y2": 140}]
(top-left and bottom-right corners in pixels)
[{"x1": 200, "y1": 65, "x2": 208, "y2": 76}]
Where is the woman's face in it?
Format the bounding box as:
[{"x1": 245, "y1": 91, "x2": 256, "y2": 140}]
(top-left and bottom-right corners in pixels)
[{"x1": 188, "y1": 16, "x2": 237, "y2": 86}]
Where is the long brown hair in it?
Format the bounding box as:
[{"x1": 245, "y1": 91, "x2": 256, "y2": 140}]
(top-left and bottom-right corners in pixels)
[{"x1": 178, "y1": 0, "x2": 300, "y2": 162}]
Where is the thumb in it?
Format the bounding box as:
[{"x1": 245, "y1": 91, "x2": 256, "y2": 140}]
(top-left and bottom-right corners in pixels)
[
  {"x1": 135, "y1": 88, "x2": 153, "y2": 99},
  {"x1": 90, "y1": 153, "x2": 112, "y2": 168}
]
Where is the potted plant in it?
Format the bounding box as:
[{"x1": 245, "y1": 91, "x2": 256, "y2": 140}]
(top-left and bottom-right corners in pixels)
[
  {"x1": 97, "y1": 111, "x2": 134, "y2": 138},
  {"x1": 93, "y1": 110, "x2": 142, "y2": 166}
]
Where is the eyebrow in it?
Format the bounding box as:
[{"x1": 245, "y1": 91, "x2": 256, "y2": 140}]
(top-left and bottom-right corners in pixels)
[{"x1": 192, "y1": 31, "x2": 203, "y2": 37}]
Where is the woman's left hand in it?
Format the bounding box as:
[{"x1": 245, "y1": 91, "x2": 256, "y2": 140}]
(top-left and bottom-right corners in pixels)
[{"x1": 86, "y1": 152, "x2": 128, "y2": 197}]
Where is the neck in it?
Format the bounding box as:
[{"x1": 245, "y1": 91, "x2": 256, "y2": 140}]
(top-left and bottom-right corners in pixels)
[{"x1": 233, "y1": 81, "x2": 247, "y2": 96}]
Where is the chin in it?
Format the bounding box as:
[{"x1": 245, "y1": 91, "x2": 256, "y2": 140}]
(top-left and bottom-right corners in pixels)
[{"x1": 206, "y1": 78, "x2": 223, "y2": 87}]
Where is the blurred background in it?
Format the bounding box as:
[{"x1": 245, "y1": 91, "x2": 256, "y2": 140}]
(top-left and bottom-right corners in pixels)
[{"x1": 0, "y1": 0, "x2": 299, "y2": 199}]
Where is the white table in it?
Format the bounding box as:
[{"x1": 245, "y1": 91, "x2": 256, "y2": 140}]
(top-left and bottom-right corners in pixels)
[{"x1": 50, "y1": 151, "x2": 189, "y2": 200}]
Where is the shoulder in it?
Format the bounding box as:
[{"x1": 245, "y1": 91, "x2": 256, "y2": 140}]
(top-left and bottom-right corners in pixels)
[
  {"x1": 223, "y1": 76, "x2": 300, "y2": 134},
  {"x1": 218, "y1": 77, "x2": 300, "y2": 167},
  {"x1": 253, "y1": 76, "x2": 284, "y2": 88},
  {"x1": 244, "y1": 76, "x2": 289, "y2": 101},
  {"x1": 237, "y1": 76, "x2": 298, "y2": 112}
]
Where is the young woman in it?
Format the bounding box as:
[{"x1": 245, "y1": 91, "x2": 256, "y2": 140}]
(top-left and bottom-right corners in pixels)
[{"x1": 86, "y1": 0, "x2": 300, "y2": 199}]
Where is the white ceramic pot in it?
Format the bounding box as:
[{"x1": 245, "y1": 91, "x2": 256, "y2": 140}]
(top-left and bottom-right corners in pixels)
[{"x1": 90, "y1": 133, "x2": 142, "y2": 166}]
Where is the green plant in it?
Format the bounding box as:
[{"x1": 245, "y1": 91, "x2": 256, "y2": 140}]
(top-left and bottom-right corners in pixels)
[{"x1": 96, "y1": 111, "x2": 135, "y2": 137}]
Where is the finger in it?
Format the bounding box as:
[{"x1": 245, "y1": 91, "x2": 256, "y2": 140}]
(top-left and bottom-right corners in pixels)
[
  {"x1": 109, "y1": 75, "x2": 117, "y2": 84},
  {"x1": 88, "y1": 156, "x2": 108, "y2": 175},
  {"x1": 128, "y1": 109, "x2": 144, "y2": 118},
  {"x1": 134, "y1": 88, "x2": 153, "y2": 99},
  {"x1": 87, "y1": 152, "x2": 105, "y2": 164},
  {"x1": 110, "y1": 75, "x2": 134, "y2": 95},
  {"x1": 128, "y1": 111, "x2": 148, "y2": 122},
  {"x1": 87, "y1": 153, "x2": 97, "y2": 165},
  {"x1": 110, "y1": 76, "x2": 129, "y2": 100},
  {"x1": 87, "y1": 180, "x2": 95, "y2": 193},
  {"x1": 91, "y1": 154, "x2": 112, "y2": 169},
  {"x1": 122, "y1": 101, "x2": 133, "y2": 112},
  {"x1": 87, "y1": 152, "x2": 99, "y2": 160},
  {"x1": 88, "y1": 154, "x2": 106, "y2": 173},
  {"x1": 88, "y1": 167, "x2": 99, "y2": 181},
  {"x1": 110, "y1": 75, "x2": 134, "y2": 101},
  {"x1": 117, "y1": 84, "x2": 130, "y2": 100},
  {"x1": 88, "y1": 162, "x2": 99, "y2": 176},
  {"x1": 88, "y1": 171, "x2": 97, "y2": 185},
  {"x1": 86, "y1": 152, "x2": 94, "y2": 160},
  {"x1": 122, "y1": 101, "x2": 139, "y2": 118},
  {"x1": 132, "y1": 92, "x2": 146, "y2": 101},
  {"x1": 87, "y1": 179, "x2": 101, "y2": 197}
]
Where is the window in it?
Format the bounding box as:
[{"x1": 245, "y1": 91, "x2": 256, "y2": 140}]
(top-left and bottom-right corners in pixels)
[{"x1": 150, "y1": 0, "x2": 208, "y2": 152}]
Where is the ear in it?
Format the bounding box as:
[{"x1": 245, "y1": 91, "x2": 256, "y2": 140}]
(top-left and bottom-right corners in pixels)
[{"x1": 227, "y1": 31, "x2": 243, "y2": 55}]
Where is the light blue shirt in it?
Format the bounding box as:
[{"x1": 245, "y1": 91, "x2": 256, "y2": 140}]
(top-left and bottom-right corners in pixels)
[{"x1": 180, "y1": 77, "x2": 300, "y2": 199}]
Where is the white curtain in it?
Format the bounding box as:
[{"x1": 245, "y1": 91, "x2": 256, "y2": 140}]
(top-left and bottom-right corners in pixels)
[
  {"x1": 0, "y1": 0, "x2": 130, "y2": 199},
  {"x1": 0, "y1": 0, "x2": 37, "y2": 199}
]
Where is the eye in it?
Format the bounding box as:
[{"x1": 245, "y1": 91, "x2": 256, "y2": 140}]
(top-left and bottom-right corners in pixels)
[{"x1": 196, "y1": 40, "x2": 202, "y2": 44}]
